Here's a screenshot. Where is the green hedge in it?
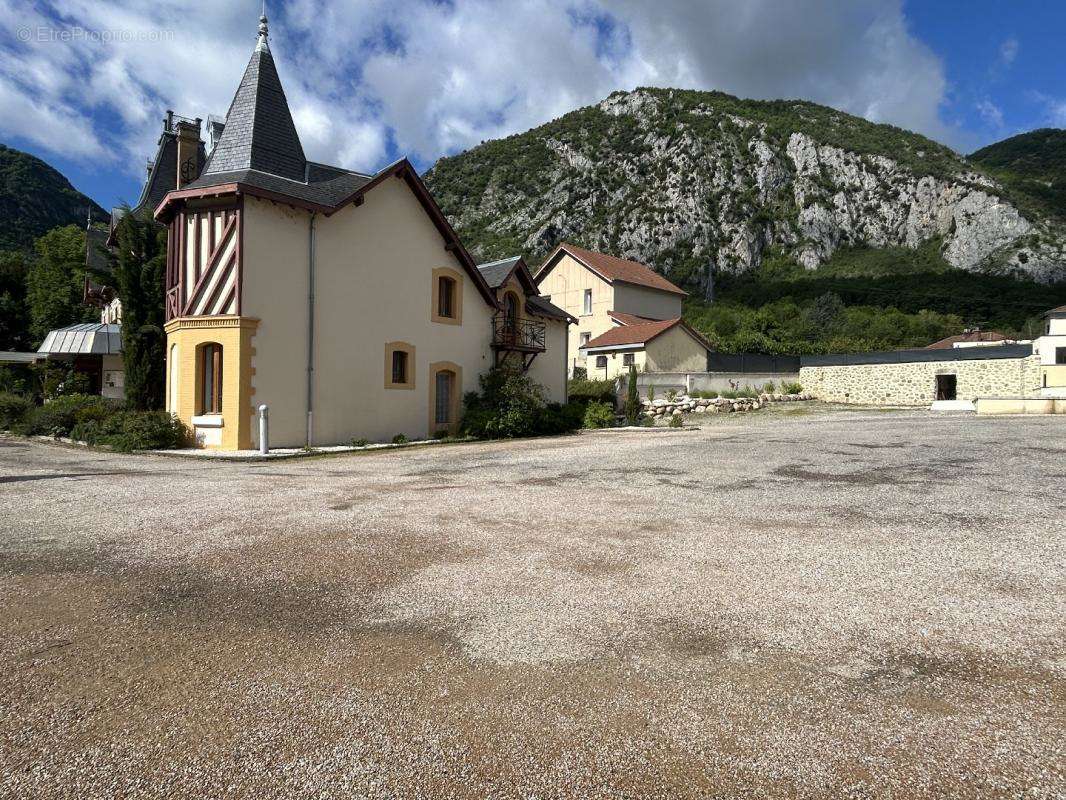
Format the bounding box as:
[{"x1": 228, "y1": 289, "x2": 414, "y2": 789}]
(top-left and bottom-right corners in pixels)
[
  {"x1": 13, "y1": 394, "x2": 117, "y2": 437},
  {"x1": 0, "y1": 392, "x2": 32, "y2": 429},
  {"x1": 567, "y1": 377, "x2": 617, "y2": 406},
  {"x1": 462, "y1": 368, "x2": 584, "y2": 439},
  {"x1": 71, "y1": 410, "x2": 189, "y2": 452}
]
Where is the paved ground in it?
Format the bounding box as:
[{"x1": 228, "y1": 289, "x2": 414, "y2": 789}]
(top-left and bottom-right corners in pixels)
[{"x1": 1, "y1": 406, "x2": 1063, "y2": 799}]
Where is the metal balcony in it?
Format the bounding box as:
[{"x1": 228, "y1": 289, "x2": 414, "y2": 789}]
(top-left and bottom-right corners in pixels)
[{"x1": 491, "y1": 314, "x2": 546, "y2": 369}]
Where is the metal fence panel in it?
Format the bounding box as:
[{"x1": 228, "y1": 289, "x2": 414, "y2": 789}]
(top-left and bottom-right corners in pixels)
[{"x1": 800, "y1": 344, "x2": 1034, "y2": 367}]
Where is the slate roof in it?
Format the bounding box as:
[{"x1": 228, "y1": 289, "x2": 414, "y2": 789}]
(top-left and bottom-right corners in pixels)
[
  {"x1": 924, "y1": 330, "x2": 1012, "y2": 349},
  {"x1": 526, "y1": 295, "x2": 574, "y2": 322},
  {"x1": 538, "y1": 243, "x2": 687, "y2": 296},
  {"x1": 476, "y1": 256, "x2": 522, "y2": 288},
  {"x1": 185, "y1": 166, "x2": 373, "y2": 208},
  {"x1": 197, "y1": 33, "x2": 306, "y2": 183}
]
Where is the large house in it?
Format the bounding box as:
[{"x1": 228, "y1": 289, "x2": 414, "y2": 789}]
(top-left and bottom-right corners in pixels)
[
  {"x1": 535, "y1": 243, "x2": 709, "y2": 379},
  {"x1": 154, "y1": 15, "x2": 570, "y2": 450},
  {"x1": 1038, "y1": 304, "x2": 1066, "y2": 397}
]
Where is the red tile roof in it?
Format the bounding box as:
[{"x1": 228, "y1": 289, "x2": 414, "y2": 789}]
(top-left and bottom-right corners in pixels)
[
  {"x1": 540, "y1": 243, "x2": 687, "y2": 296},
  {"x1": 1047, "y1": 305, "x2": 1066, "y2": 315},
  {"x1": 607, "y1": 310, "x2": 661, "y2": 325},
  {"x1": 582, "y1": 317, "x2": 712, "y2": 352},
  {"x1": 924, "y1": 330, "x2": 1011, "y2": 349}
]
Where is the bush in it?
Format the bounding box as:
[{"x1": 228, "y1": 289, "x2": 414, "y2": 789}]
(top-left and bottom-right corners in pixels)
[
  {"x1": 582, "y1": 401, "x2": 615, "y2": 429},
  {"x1": 0, "y1": 392, "x2": 32, "y2": 429},
  {"x1": 669, "y1": 413, "x2": 683, "y2": 427},
  {"x1": 782, "y1": 381, "x2": 803, "y2": 394},
  {"x1": 71, "y1": 410, "x2": 189, "y2": 452},
  {"x1": 567, "y1": 377, "x2": 616, "y2": 407},
  {"x1": 15, "y1": 394, "x2": 114, "y2": 437},
  {"x1": 462, "y1": 368, "x2": 549, "y2": 439},
  {"x1": 351, "y1": 437, "x2": 370, "y2": 447},
  {"x1": 692, "y1": 390, "x2": 718, "y2": 399},
  {"x1": 534, "y1": 401, "x2": 584, "y2": 435},
  {"x1": 646, "y1": 383, "x2": 655, "y2": 401},
  {"x1": 392, "y1": 433, "x2": 409, "y2": 445},
  {"x1": 762, "y1": 380, "x2": 776, "y2": 393}
]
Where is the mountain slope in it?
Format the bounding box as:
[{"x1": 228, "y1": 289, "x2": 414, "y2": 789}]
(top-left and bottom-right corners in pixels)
[
  {"x1": 425, "y1": 88, "x2": 1066, "y2": 293},
  {"x1": 969, "y1": 128, "x2": 1066, "y2": 222},
  {"x1": 0, "y1": 144, "x2": 106, "y2": 252}
]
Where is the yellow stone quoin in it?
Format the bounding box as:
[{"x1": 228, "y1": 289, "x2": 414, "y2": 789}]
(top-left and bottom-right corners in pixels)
[{"x1": 165, "y1": 316, "x2": 259, "y2": 450}]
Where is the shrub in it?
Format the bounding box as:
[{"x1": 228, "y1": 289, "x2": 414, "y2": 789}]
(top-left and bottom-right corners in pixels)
[
  {"x1": 392, "y1": 433, "x2": 409, "y2": 445},
  {"x1": 782, "y1": 381, "x2": 803, "y2": 394},
  {"x1": 719, "y1": 389, "x2": 737, "y2": 399},
  {"x1": 669, "y1": 413, "x2": 683, "y2": 427},
  {"x1": 15, "y1": 394, "x2": 113, "y2": 437},
  {"x1": 351, "y1": 438, "x2": 370, "y2": 447},
  {"x1": 567, "y1": 376, "x2": 616, "y2": 407},
  {"x1": 762, "y1": 380, "x2": 776, "y2": 393},
  {"x1": 692, "y1": 390, "x2": 718, "y2": 399},
  {"x1": 666, "y1": 389, "x2": 678, "y2": 401},
  {"x1": 71, "y1": 410, "x2": 189, "y2": 451},
  {"x1": 462, "y1": 368, "x2": 548, "y2": 439},
  {"x1": 624, "y1": 364, "x2": 640, "y2": 425},
  {"x1": 646, "y1": 384, "x2": 656, "y2": 401},
  {"x1": 433, "y1": 430, "x2": 450, "y2": 440},
  {"x1": 0, "y1": 392, "x2": 33, "y2": 429},
  {"x1": 534, "y1": 401, "x2": 584, "y2": 435},
  {"x1": 582, "y1": 401, "x2": 615, "y2": 429}
]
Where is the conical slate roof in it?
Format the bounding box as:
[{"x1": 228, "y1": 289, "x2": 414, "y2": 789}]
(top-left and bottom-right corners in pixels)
[{"x1": 200, "y1": 16, "x2": 306, "y2": 182}]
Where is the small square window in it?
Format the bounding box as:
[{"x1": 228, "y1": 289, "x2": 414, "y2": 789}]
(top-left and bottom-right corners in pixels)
[
  {"x1": 623, "y1": 353, "x2": 634, "y2": 366},
  {"x1": 1056, "y1": 347, "x2": 1066, "y2": 365},
  {"x1": 595, "y1": 355, "x2": 608, "y2": 368},
  {"x1": 392, "y1": 350, "x2": 408, "y2": 384}
]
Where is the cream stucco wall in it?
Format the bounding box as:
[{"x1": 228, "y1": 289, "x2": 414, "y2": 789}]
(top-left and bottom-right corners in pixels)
[
  {"x1": 537, "y1": 253, "x2": 682, "y2": 377},
  {"x1": 801, "y1": 355, "x2": 1042, "y2": 406},
  {"x1": 526, "y1": 316, "x2": 569, "y2": 402},
  {"x1": 611, "y1": 283, "x2": 683, "y2": 321},
  {"x1": 537, "y1": 253, "x2": 614, "y2": 376},
  {"x1": 645, "y1": 326, "x2": 708, "y2": 373},
  {"x1": 241, "y1": 185, "x2": 499, "y2": 446},
  {"x1": 1035, "y1": 317, "x2": 1066, "y2": 396},
  {"x1": 585, "y1": 348, "x2": 645, "y2": 380}
]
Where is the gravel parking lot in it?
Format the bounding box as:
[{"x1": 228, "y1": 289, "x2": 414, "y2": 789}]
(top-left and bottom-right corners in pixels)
[{"x1": 1, "y1": 406, "x2": 1063, "y2": 798}]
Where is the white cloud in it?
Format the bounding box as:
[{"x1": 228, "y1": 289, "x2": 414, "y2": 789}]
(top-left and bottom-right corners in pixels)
[
  {"x1": 0, "y1": 0, "x2": 967, "y2": 182},
  {"x1": 998, "y1": 37, "x2": 1019, "y2": 68},
  {"x1": 976, "y1": 98, "x2": 1005, "y2": 129}
]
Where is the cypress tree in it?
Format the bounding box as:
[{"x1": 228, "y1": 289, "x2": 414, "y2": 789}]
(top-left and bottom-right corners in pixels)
[
  {"x1": 624, "y1": 362, "x2": 640, "y2": 425},
  {"x1": 113, "y1": 213, "x2": 166, "y2": 410}
]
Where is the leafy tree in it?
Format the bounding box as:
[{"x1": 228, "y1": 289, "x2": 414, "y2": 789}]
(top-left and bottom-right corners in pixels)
[
  {"x1": 624, "y1": 363, "x2": 640, "y2": 425},
  {"x1": 112, "y1": 212, "x2": 167, "y2": 410},
  {"x1": 25, "y1": 225, "x2": 95, "y2": 344},
  {"x1": 0, "y1": 250, "x2": 30, "y2": 350},
  {"x1": 805, "y1": 292, "x2": 844, "y2": 339}
]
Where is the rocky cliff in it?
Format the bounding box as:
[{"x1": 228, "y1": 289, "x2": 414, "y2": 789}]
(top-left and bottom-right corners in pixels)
[{"x1": 425, "y1": 88, "x2": 1066, "y2": 293}]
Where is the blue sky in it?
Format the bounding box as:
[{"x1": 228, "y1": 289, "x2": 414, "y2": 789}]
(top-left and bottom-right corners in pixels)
[{"x1": 1, "y1": 1, "x2": 1063, "y2": 214}]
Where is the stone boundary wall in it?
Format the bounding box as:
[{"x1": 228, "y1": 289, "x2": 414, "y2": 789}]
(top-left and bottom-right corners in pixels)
[
  {"x1": 800, "y1": 355, "x2": 1041, "y2": 406},
  {"x1": 627, "y1": 371, "x2": 801, "y2": 398}
]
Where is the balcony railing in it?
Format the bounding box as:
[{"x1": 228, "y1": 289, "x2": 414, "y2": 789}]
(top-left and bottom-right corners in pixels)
[{"x1": 492, "y1": 314, "x2": 546, "y2": 352}]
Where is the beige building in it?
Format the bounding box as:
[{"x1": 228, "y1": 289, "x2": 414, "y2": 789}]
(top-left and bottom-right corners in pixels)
[
  {"x1": 534, "y1": 243, "x2": 706, "y2": 377},
  {"x1": 1037, "y1": 304, "x2": 1066, "y2": 397},
  {"x1": 155, "y1": 15, "x2": 569, "y2": 450}
]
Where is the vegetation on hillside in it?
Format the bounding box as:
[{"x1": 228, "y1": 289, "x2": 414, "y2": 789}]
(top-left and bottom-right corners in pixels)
[
  {"x1": 969, "y1": 128, "x2": 1066, "y2": 220},
  {"x1": 0, "y1": 143, "x2": 106, "y2": 251}
]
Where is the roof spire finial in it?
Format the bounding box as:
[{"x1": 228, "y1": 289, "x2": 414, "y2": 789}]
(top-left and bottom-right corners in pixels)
[{"x1": 256, "y1": 3, "x2": 269, "y2": 52}]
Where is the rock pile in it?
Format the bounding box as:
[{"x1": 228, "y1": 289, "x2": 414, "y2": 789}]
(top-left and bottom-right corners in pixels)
[{"x1": 641, "y1": 392, "x2": 814, "y2": 419}]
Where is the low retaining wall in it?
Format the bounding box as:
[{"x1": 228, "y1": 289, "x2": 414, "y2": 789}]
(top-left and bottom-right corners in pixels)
[
  {"x1": 627, "y1": 371, "x2": 801, "y2": 398},
  {"x1": 800, "y1": 352, "x2": 1041, "y2": 406},
  {"x1": 976, "y1": 397, "x2": 1066, "y2": 415}
]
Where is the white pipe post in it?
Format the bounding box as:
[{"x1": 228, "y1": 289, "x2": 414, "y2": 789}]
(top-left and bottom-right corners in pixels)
[{"x1": 258, "y1": 404, "x2": 269, "y2": 455}]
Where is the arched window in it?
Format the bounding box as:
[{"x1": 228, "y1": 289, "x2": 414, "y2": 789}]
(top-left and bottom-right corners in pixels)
[
  {"x1": 505, "y1": 292, "x2": 520, "y2": 326},
  {"x1": 199, "y1": 342, "x2": 223, "y2": 414}
]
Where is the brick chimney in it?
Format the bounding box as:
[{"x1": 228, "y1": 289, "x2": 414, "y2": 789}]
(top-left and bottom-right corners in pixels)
[{"x1": 175, "y1": 117, "x2": 203, "y2": 188}]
